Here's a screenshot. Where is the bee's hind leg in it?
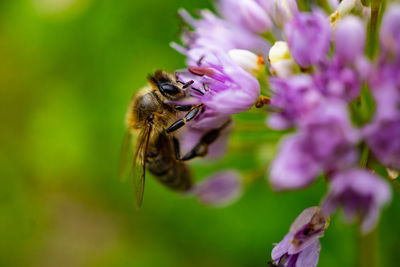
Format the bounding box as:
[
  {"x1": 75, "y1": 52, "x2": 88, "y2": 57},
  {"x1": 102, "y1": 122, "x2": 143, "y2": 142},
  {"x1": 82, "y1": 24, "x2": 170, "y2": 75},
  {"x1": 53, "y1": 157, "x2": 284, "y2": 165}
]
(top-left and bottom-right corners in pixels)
[
  {"x1": 172, "y1": 134, "x2": 209, "y2": 161},
  {"x1": 173, "y1": 120, "x2": 231, "y2": 161},
  {"x1": 173, "y1": 137, "x2": 183, "y2": 160}
]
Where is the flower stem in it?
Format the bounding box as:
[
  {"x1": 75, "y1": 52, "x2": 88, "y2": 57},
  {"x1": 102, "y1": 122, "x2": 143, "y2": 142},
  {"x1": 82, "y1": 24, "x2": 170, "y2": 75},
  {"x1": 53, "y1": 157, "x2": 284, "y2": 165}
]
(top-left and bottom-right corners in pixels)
[
  {"x1": 367, "y1": 0, "x2": 385, "y2": 58},
  {"x1": 360, "y1": 144, "x2": 370, "y2": 168},
  {"x1": 297, "y1": 0, "x2": 311, "y2": 12},
  {"x1": 317, "y1": 0, "x2": 333, "y2": 13},
  {"x1": 359, "y1": 229, "x2": 380, "y2": 267},
  {"x1": 361, "y1": 0, "x2": 369, "y2": 6},
  {"x1": 390, "y1": 179, "x2": 400, "y2": 196}
]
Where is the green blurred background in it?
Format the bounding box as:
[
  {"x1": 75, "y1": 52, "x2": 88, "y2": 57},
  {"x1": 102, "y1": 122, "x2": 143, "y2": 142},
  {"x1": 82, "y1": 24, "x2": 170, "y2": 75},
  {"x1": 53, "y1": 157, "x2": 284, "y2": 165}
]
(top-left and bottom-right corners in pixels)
[{"x1": 0, "y1": 0, "x2": 399, "y2": 266}]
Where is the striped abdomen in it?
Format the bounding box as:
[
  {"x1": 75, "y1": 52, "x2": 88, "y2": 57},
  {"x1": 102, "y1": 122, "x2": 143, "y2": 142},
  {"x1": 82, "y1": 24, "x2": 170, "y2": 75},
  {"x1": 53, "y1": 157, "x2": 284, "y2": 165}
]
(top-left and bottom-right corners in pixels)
[{"x1": 146, "y1": 133, "x2": 192, "y2": 191}]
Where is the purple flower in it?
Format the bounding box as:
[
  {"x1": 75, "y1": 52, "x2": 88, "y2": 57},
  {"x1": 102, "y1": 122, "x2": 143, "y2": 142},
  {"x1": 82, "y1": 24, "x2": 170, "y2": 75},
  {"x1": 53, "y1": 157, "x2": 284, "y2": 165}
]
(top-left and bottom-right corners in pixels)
[
  {"x1": 298, "y1": 100, "x2": 360, "y2": 172},
  {"x1": 306, "y1": 16, "x2": 368, "y2": 102},
  {"x1": 176, "y1": 51, "x2": 261, "y2": 114},
  {"x1": 364, "y1": 118, "x2": 400, "y2": 169},
  {"x1": 379, "y1": 4, "x2": 400, "y2": 63},
  {"x1": 218, "y1": 0, "x2": 272, "y2": 33},
  {"x1": 334, "y1": 16, "x2": 366, "y2": 65},
  {"x1": 269, "y1": 100, "x2": 359, "y2": 190},
  {"x1": 176, "y1": 9, "x2": 270, "y2": 59},
  {"x1": 313, "y1": 58, "x2": 369, "y2": 101},
  {"x1": 269, "y1": 135, "x2": 321, "y2": 191},
  {"x1": 309, "y1": 16, "x2": 370, "y2": 102},
  {"x1": 270, "y1": 239, "x2": 321, "y2": 267},
  {"x1": 270, "y1": 207, "x2": 329, "y2": 267},
  {"x1": 192, "y1": 170, "x2": 242, "y2": 207},
  {"x1": 363, "y1": 81, "x2": 400, "y2": 169},
  {"x1": 263, "y1": 0, "x2": 298, "y2": 28},
  {"x1": 327, "y1": 0, "x2": 339, "y2": 10},
  {"x1": 267, "y1": 75, "x2": 321, "y2": 130},
  {"x1": 321, "y1": 169, "x2": 392, "y2": 233},
  {"x1": 285, "y1": 12, "x2": 331, "y2": 67}
]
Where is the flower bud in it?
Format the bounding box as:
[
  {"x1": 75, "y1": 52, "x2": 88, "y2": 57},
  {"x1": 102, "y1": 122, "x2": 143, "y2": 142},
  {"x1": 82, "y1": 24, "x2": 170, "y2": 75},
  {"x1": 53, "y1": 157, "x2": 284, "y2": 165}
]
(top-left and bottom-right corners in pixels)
[
  {"x1": 335, "y1": 16, "x2": 366, "y2": 64},
  {"x1": 239, "y1": 0, "x2": 272, "y2": 33},
  {"x1": 285, "y1": 12, "x2": 331, "y2": 67},
  {"x1": 268, "y1": 41, "x2": 291, "y2": 64},
  {"x1": 228, "y1": 49, "x2": 265, "y2": 77},
  {"x1": 337, "y1": 0, "x2": 357, "y2": 16},
  {"x1": 270, "y1": 59, "x2": 298, "y2": 78},
  {"x1": 387, "y1": 168, "x2": 399, "y2": 180},
  {"x1": 268, "y1": 41, "x2": 298, "y2": 77},
  {"x1": 264, "y1": 0, "x2": 298, "y2": 28},
  {"x1": 219, "y1": 0, "x2": 272, "y2": 33},
  {"x1": 330, "y1": 0, "x2": 367, "y2": 28},
  {"x1": 380, "y1": 5, "x2": 400, "y2": 60}
]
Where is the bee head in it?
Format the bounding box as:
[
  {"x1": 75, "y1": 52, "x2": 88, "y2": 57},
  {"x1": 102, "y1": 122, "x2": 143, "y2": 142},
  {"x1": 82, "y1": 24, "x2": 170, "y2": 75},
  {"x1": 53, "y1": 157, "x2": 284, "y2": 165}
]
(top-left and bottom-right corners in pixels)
[{"x1": 148, "y1": 70, "x2": 185, "y2": 100}]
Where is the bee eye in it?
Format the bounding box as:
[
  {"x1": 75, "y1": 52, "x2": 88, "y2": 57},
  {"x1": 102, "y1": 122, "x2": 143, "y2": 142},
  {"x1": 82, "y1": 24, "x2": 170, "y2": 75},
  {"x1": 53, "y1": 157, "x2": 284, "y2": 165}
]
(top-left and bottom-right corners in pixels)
[{"x1": 159, "y1": 83, "x2": 180, "y2": 96}]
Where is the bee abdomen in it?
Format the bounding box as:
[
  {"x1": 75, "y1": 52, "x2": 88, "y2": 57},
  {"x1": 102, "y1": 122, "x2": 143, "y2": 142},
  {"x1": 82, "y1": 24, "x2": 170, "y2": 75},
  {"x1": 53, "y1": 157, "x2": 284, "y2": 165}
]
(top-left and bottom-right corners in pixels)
[{"x1": 149, "y1": 162, "x2": 192, "y2": 191}]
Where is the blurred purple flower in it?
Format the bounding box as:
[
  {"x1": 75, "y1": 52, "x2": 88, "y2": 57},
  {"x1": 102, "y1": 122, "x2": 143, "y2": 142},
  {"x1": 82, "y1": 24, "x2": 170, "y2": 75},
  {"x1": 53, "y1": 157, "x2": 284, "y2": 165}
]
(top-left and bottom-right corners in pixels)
[
  {"x1": 310, "y1": 16, "x2": 369, "y2": 102},
  {"x1": 364, "y1": 118, "x2": 400, "y2": 169},
  {"x1": 313, "y1": 58, "x2": 369, "y2": 101},
  {"x1": 321, "y1": 169, "x2": 391, "y2": 233},
  {"x1": 267, "y1": 75, "x2": 321, "y2": 130},
  {"x1": 218, "y1": 0, "x2": 272, "y2": 33},
  {"x1": 365, "y1": 12, "x2": 400, "y2": 168},
  {"x1": 379, "y1": 4, "x2": 400, "y2": 63},
  {"x1": 364, "y1": 80, "x2": 400, "y2": 169},
  {"x1": 285, "y1": 11, "x2": 331, "y2": 67},
  {"x1": 175, "y1": 9, "x2": 270, "y2": 61},
  {"x1": 335, "y1": 16, "x2": 366, "y2": 65},
  {"x1": 192, "y1": 170, "x2": 242, "y2": 207},
  {"x1": 263, "y1": 0, "x2": 298, "y2": 28},
  {"x1": 269, "y1": 135, "x2": 321, "y2": 191},
  {"x1": 270, "y1": 207, "x2": 328, "y2": 267},
  {"x1": 299, "y1": 100, "x2": 360, "y2": 172},
  {"x1": 269, "y1": 100, "x2": 359, "y2": 190}
]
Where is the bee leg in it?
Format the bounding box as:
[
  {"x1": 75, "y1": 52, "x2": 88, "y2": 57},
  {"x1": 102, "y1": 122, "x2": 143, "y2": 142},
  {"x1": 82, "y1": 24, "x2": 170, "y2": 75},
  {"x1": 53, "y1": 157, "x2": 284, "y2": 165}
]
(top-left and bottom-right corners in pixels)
[
  {"x1": 173, "y1": 137, "x2": 182, "y2": 160},
  {"x1": 174, "y1": 105, "x2": 193, "y2": 111},
  {"x1": 180, "y1": 129, "x2": 218, "y2": 161},
  {"x1": 172, "y1": 136, "x2": 205, "y2": 161},
  {"x1": 166, "y1": 104, "x2": 204, "y2": 133},
  {"x1": 173, "y1": 120, "x2": 231, "y2": 161}
]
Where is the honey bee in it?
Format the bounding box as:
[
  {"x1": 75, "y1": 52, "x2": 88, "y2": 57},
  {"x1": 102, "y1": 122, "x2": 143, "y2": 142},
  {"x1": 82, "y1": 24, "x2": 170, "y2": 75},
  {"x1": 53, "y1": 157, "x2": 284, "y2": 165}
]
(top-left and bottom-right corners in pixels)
[{"x1": 122, "y1": 70, "x2": 229, "y2": 208}]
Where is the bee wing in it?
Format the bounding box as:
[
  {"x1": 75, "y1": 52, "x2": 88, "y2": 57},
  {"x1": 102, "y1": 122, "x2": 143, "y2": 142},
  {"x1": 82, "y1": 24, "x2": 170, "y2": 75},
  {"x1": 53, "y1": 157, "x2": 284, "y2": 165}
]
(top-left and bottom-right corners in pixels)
[
  {"x1": 119, "y1": 130, "x2": 133, "y2": 180},
  {"x1": 132, "y1": 122, "x2": 153, "y2": 209}
]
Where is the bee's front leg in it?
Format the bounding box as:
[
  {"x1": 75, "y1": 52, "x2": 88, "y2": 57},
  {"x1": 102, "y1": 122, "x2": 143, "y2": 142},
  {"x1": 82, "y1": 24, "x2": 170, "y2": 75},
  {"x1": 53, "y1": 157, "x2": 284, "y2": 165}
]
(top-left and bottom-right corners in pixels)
[{"x1": 166, "y1": 104, "x2": 204, "y2": 133}]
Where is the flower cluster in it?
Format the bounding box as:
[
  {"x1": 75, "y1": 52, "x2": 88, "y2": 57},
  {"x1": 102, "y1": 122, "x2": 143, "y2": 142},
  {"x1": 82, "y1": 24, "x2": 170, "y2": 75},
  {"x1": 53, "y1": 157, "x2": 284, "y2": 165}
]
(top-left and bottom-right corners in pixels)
[
  {"x1": 168, "y1": 0, "x2": 399, "y2": 265},
  {"x1": 171, "y1": 0, "x2": 273, "y2": 206}
]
